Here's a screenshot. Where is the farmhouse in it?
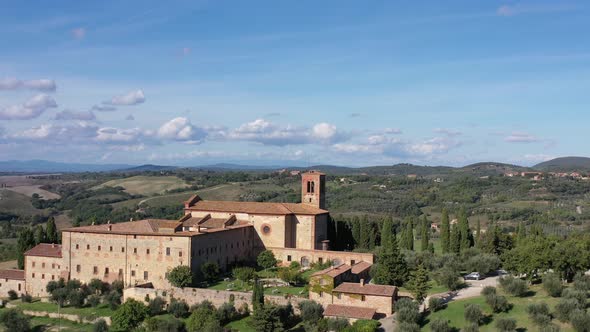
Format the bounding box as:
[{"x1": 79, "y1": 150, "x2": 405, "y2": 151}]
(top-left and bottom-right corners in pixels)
[{"x1": 0, "y1": 171, "x2": 388, "y2": 318}]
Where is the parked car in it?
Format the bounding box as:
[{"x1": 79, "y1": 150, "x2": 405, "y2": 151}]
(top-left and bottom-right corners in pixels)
[{"x1": 464, "y1": 272, "x2": 481, "y2": 280}]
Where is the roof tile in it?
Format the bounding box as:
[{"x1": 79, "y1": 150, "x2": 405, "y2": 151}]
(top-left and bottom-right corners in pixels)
[
  {"x1": 333, "y1": 282, "x2": 397, "y2": 297},
  {"x1": 25, "y1": 243, "x2": 62, "y2": 258},
  {"x1": 324, "y1": 304, "x2": 376, "y2": 320},
  {"x1": 0, "y1": 269, "x2": 25, "y2": 280}
]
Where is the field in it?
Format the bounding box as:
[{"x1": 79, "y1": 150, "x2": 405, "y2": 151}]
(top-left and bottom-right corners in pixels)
[
  {"x1": 0, "y1": 189, "x2": 47, "y2": 216},
  {"x1": 94, "y1": 175, "x2": 189, "y2": 195},
  {"x1": 423, "y1": 285, "x2": 572, "y2": 331},
  {"x1": 5, "y1": 185, "x2": 61, "y2": 200}
]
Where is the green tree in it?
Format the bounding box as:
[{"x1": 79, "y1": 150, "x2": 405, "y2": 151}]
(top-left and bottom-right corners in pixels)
[
  {"x1": 250, "y1": 304, "x2": 288, "y2": 332},
  {"x1": 421, "y1": 215, "x2": 430, "y2": 252},
  {"x1": 449, "y1": 223, "x2": 460, "y2": 254},
  {"x1": 233, "y1": 266, "x2": 256, "y2": 285},
  {"x1": 110, "y1": 299, "x2": 149, "y2": 332},
  {"x1": 252, "y1": 277, "x2": 265, "y2": 311},
  {"x1": 381, "y1": 216, "x2": 395, "y2": 249},
  {"x1": 372, "y1": 236, "x2": 409, "y2": 286},
  {"x1": 186, "y1": 302, "x2": 221, "y2": 332},
  {"x1": 359, "y1": 215, "x2": 371, "y2": 249},
  {"x1": 475, "y1": 219, "x2": 481, "y2": 248},
  {"x1": 406, "y1": 263, "x2": 431, "y2": 305},
  {"x1": 0, "y1": 308, "x2": 31, "y2": 332},
  {"x1": 167, "y1": 265, "x2": 193, "y2": 288},
  {"x1": 257, "y1": 250, "x2": 278, "y2": 270},
  {"x1": 440, "y1": 208, "x2": 450, "y2": 254},
  {"x1": 16, "y1": 228, "x2": 35, "y2": 269},
  {"x1": 351, "y1": 216, "x2": 361, "y2": 248},
  {"x1": 93, "y1": 319, "x2": 109, "y2": 332},
  {"x1": 458, "y1": 207, "x2": 471, "y2": 252},
  {"x1": 201, "y1": 262, "x2": 220, "y2": 283},
  {"x1": 46, "y1": 216, "x2": 59, "y2": 243},
  {"x1": 401, "y1": 217, "x2": 414, "y2": 251},
  {"x1": 33, "y1": 224, "x2": 45, "y2": 245}
]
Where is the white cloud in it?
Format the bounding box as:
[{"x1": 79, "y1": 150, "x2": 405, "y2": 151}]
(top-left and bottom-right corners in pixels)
[
  {"x1": 92, "y1": 105, "x2": 117, "y2": 112},
  {"x1": 0, "y1": 94, "x2": 58, "y2": 120},
  {"x1": 72, "y1": 27, "x2": 86, "y2": 39},
  {"x1": 105, "y1": 89, "x2": 145, "y2": 106},
  {"x1": 54, "y1": 110, "x2": 96, "y2": 121},
  {"x1": 157, "y1": 117, "x2": 207, "y2": 144},
  {"x1": 11, "y1": 122, "x2": 98, "y2": 141},
  {"x1": 333, "y1": 134, "x2": 461, "y2": 158},
  {"x1": 0, "y1": 78, "x2": 56, "y2": 92},
  {"x1": 505, "y1": 132, "x2": 539, "y2": 143},
  {"x1": 96, "y1": 127, "x2": 143, "y2": 143},
  {"x1": 227, "y1": 119, "x2": 348, "y2": 146}
]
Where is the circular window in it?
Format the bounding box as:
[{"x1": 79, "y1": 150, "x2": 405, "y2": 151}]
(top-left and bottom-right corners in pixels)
[{"x1": 261, "y1": 224, "x2": 271, "y2": 235}]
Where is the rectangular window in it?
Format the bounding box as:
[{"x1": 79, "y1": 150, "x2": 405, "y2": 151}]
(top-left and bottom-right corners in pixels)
[
  {"x1": 287, "y1": 255, "x2": 292, "y2": 262},
  {"x1": 93, "y1": 266, "x2": 98, "y2": 274},
  {"x1": 133, "y1": 248, "x2": 137, "y2": 254},
  {"x1": 98, "y1": 245, "x2": 101, "y2": 251},
  {"x1": 32, "y1": 273, "x2": 35, "y2": 278},
  {"x1": 361, "y1": 295, "x2": 366, "y2": 301},
  {"x1": 32, "y1": 261, "x2": 35, "y2": 267},
  {"x1": 110, "y1": 246, "x2": 113, "y2": 252},
  {"x1": 76, "y1": 265, "x2": 81, "y2": 272},
  {"x1": 318, "y1": 258, "x2": 323, "y2": 264},
  {"x1": 42, "y1": 262, "x2": 45, "y2": 268},
  {"x1": 42, "y1": 274, "x2": 45, "y2": 279},
  {"x1": 131, "y1": 270, "x2": 136, "y2": 277},
  {"x1": 121, "y1": 247, "x2": 125, "y2": 253},
  {"x1": 146, "y1": 249, "x2": 150, "y2": 255},
  {"x1": 52, "y1": 263, "x2": 55, "y2": 269},
  {"x1": 18, "y1": 284, "x2": 21, "y2": 291},
  {"x1": 105, "y1": 268, "x2": 109, "y2": 275},
  {"x1": 119, "y1": 269, "x2": 123, "y2": 275},
  {"x1": 75, "y1": 244, "x2": 79, "y2": 249},
  {"x1": 166, "y1": 247, "x2": 170, "y2": 256},
  {"x1": 144, "y1": 271, "x2": 148, "y2": 280},
  {"x1": 351, "y1": 260, "x2": 356, "y2": 266},
  {"x1": 51, "y1": 275, "x2": 55, "y2": 280},
  {"x1": 179, "y1": 251, "x2": 182, "y2": 257},
  {"x1": 133, "y1": 235, "x2": 137, "y2": 239},
  {"x1": 87, "y1": 244, "x2": 90, "y2": 250}
]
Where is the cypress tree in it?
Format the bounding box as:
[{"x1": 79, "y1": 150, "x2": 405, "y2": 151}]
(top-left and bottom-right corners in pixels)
[
  {"x1": 406, "y1": 262, "x2": 431, "y2": 305},
  {"x1": 450, "y1": 223, "x2": 460, "y2": 254},
  {"x1": 372, "y1": 234, "x2": 409, "y2": 286},
  {"x1": 458, "y1": 208, "x2": 471, "y2": 252},
  {"x1": 402, "y1": 218, "x2": 414, "y2": 251},
  {"x1": 252, "y1": 277, "x2": 264, "y2": 311},
  {"x1": 359, "y1": 215, "x2": 370, "y2": 249},
  {"x1": 46, "y1": 216, "x2": 58, "y2": 244},
  {"x1": 381, "y1": 216, "x2": 394, "y2": 249},
  {"x1": 420, "y1": 215, "x2": 430, "y2": 252},
  {"x1": 475, "y1": 219, "x2": 481, "y2": 248},
  {"x1": 440, "y1": 208, "x2": 450, "y2": 253},
  {"x1": 17, "y1": 228, "x2": 35, "y2": 269},
  {"x1": 516, "y1": 222, "x2": 526, "y2": 241},
  {"x1": 33, "y1": 224, "x2": 45, "y2": 245},
  {"x1": 351, "y1": 216, "x2": 361, "y2": 248},
  {"x1": 368, "y1": 222, "x2": 376, "y2": 250}
]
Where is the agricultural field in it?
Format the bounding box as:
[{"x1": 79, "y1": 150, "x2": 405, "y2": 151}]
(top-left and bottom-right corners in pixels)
[
  {"x1": 0, "y1": 189, "x2": 48, "y2": 216},
  {"x1": 93, "y1": 175, "x2": 189, "y2": 195}
]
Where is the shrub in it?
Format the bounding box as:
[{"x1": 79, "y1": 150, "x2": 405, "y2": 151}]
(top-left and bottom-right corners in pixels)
[
  {"x1": 428, "y1": 297, "x2": 445, "y2": 312},
  {"x1": 257, "y1": 250, "x2": 278, "y2": 270},
  {"x1": 0, "y1": 308, "x2": 31, "y2": 332},
  {"x1": 89, "y1": 278, "x2": 107, "y2": 295},
  {"x1": 562, "y1": 288, "x2": 588, "y2": 307},
  {"x1": 481, "y1": 286, "x2": 497, "y2": 297},
  {"x1": 463, "y1": 322, "x2": 479, "y2": 332},
  {"x1": 499, "y1": 276, "x2": 528, "y2": 297},
  {"x1": 298, "y1": 300, "x2": 324, "y2": 323},
  {"x1": 574, "y1": 274, "x2": 590, "y2": 292},
  {"x1": 217, "y1": 302, "x2": 238, "y2": 325},
  {"x1": 186, "y1": 301, "x2": 220, "y2": 332},
  {"x1": 540, "y1": 324, "x2": 561, "y2": 332},
  {"x1": 554, "y1": 298, "x2": 581, "y2": 322},
  {"x1": 145, "y1": 316, "x2": 185, "y2": 332},
  {"x1": 435, "y1": 267, "x2": 462, "y2": 291},
  {"x1": 169, "y1": 299, "x2": 190, "y2": 318},
  {"x1": 93, "y1": 319, "x2": 109, "y2": 332},
  {"x1": 395, "y1": 298, "x2": 420, "y2": 324},
  {"x1": 232, "y1": 266, "x2": 256, "y2": 283},
  {"x1": 110, "y1": 299, "x2": 149, "y2": 332},
  {"x1": 148, "y1": 296, "x2": 166, "y2": 316},
  {"x1": 570, "y1": 309, "x2": 590, "y2": 332},
  {"x1": 7, "y1": 290, "x2": 18, "y2": 300},
  {"x1": 495, "y1": 318, "x2": 517, "y2": 332},
  {"x1": 166, "y1": 265, "x2": 193, "y2": 288},
  {"x1": 396, "y1": 322, "x2": 420, "y2": 332},
  {"x1": 21, "y1": 293, "x2": 32, "y2": 303},
  {"x1": 289, "y1": 261, "x2": 301, "y2": 269},
  {"x1": 200, "y1": 262, "x2": 220, "y2": 283},
  {"x1": 111, "y1": 280, "x2": 124, "y2": 294},
  {"x1": 543, "y1": 273, "x2": 564, "y2": 297},
  {"x1": 278, "y1": 267, "x2": 302, "y2": 284},
  {"x1": 327, "y1": 318, "x2": 350, "y2": 331},
  {"x1": 485, "y1": 294, "x2": 511, "y2": 313},
  {"x1": 348, "y1": 319, "x2": 380, "y2": 332},
  {"x1": 526, "y1": 303, "x2": 551, "y2": 326},
  {"x1": 464, "y1": 304, "x2": 483, "y2": 325},
  {"x1": 88, "y1": 294, "x2": 101, "y2": 307},
  {"x1": 105, "y1": 290, "x2": 122, "y2": 310},
  {"x1": 67, "y1": 289, "x2": 87, "y2": 308},
  {"x1": 430, "y1": 318, "x2": 452, "y2": 332}
]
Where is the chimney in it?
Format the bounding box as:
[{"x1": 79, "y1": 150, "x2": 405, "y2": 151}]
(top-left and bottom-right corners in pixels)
[
  {"x1": 51, "y1": 243, "x2": 55, "y2": 248},
  {"x1": 129, "y1": 218, "x2": 133, "y2": 222},
  {"x1": 321, "y1": 240, "x2": 330, "y2": 251},
  {"x1": 360, "y1": 279, "x2": 365, "y2": 287},
  {"x1": 107, "y1": 220, "x2": 111, "y2": 224},
  {"x1": 108, "y1": 225, "x2": 112, "y2": 231},
  {"x1": 197, "y1": 226, "x2": 201, "y2": 233}
]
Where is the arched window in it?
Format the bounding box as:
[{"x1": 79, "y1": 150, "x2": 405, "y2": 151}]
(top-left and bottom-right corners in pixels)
[{"x1": 311, "y1": 181, "x2": 315, "y2": 193}]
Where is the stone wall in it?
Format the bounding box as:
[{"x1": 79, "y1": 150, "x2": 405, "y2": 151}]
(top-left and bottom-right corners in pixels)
[
  {"x1": 0, "y1": 278, "x2": 25, "y2": 297},
  {"x1": 268, "y1": 247, "x2": 374, "y2": 267},
  {"x1": 123, "y1": 286, "x2": 306, "y2": 313},
  {"x1": 25, "y1": 255, "x2": 64, "y2": 297}
]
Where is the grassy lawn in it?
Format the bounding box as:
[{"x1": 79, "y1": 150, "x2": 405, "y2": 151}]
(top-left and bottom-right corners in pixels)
[
  {"x1": 94, "y1": 175, "x2": 189, "y2": 195},
  {"x1": 400, "y1": 280, "x2": 448, "y2": 296},
  {"x1": 208, "y1": 280, "x2": 307, "y2": 297},
  {"x1": 225, "y1": 316, "x2": 256, "y2": 332},
  {"x1": 422, "y1": 285, "x2": 572, "y2": 332},
  {"x1": 10, "y1": 300, "x2": 114, "y2": 320},
  {"x1": 0, "y1": 307, "x2": 94, "y2": 332}
]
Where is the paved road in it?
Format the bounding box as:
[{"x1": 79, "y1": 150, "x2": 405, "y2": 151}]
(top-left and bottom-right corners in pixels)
[
  {"x1": 136, "y1": 183, "x2": 232, "y2": 206},
  {"x1": 379, "y1": 276, "x2": 500, "y2": 331}
]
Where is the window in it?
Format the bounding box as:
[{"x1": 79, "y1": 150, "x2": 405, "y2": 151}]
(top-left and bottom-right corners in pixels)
[
  {"x1": 51, "y1": 275, "x2": 55, "y2": 280},
  {"x1": 287, "y1": 255, "x2": 292, "y2": 262},
  {"x1": 336, "y1": 293, "x2": 341, "y2": 299},
  {"x1": 311, "y1": 181, "x2": 315, "y2": 193},
  {"x1": 52, "y1": 263, "x2": 55, "y2": 269},
  {"x1": 143, "y1": 271, "x2": 148, "y2": 280},
  {"x1": 42, "y1": 262, "x2": 45, "y2": 268},
  {"x1": 18, "y1": 284, "x2": 21, "y2": 291},
  {"x1": 131, "y1": 270, "x2": 136, "y2": 277},
  {"x1": 42, "y1": 274, "x2": 45, "y2": 279},
  {"x1": 307, "y1": 181, "x2": 311, "y2": 193},
  {"x1": 133, "y1": 248, "x2": 137, "y2": 254},
  {"x1": 87, "y1": 244, "x2": 90, "y2": 250},
  {"x1": 361, "y1": 295, "x2": 366, "y2": 302},
  {"x1": 121, "y1": 247, "x2": 125, "y2": 253},
  {"x1": 318, "y1": 258, "x2": 323, "y2": 264},
  {"x1": 75, "y1": 244, "x2": 79, "y2": 249},
  {"x1": 351, "y1": 260, "x2": 356, "y2": 266},
  {"x1": 110, "y1": 246, "x2": 113, "y2": 252},
  {"x1": 146, "y1": 249, "x2": 150, "y2": 255},
  {"x1": 105, "y1": 268, "x2": 109, "y2": 275},
  {"x1": 166, "y1": 247, "x2": 170, "y2": 256},
  {"x1": 118, "y1": 269, "x2": 123, "y2": 275},
  {"x1": 98, "y1": 245, "x2": 101, "y2": 251},
  {"x1": 76, "y1": 265, "x2": 81, "y2": 273},
  {"x1": 93, "y1": 266, "x2": 98, "y2": 275},
  {"x1": 133, "y1": 235, "x2": 137, "y2": 239},
  {"x1": 32, "y1": 273, "x2": 35, "y2": 278},
  {"x1": 179, "y1": 251, "x2": 182, "y2": 257},
  {"x1": 32, "y1": 261, "x2": 35, "y2": 267}
]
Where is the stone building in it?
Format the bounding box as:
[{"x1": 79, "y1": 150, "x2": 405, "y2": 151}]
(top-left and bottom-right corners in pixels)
[{"x1": 0, "y1": 269, "x2": 25, "y2": 297}]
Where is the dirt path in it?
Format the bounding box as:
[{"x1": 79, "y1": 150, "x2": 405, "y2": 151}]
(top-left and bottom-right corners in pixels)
[{"x1": 136, "y1": 183, "x2": 232, "y2": 207}]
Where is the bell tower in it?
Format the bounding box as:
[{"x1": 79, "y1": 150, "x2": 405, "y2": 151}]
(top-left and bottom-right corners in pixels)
[{"x1": 301, "y1": 171, "x2": 326, "y2": 209}]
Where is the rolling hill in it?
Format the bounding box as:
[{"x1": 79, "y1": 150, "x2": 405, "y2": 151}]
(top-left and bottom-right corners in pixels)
[{"x1": 534, "y1": 157, "x2": 590, "y2": 172}]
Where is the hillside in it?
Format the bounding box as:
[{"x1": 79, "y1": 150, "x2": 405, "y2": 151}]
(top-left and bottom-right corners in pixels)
[{"x1": 534, "y1": 156, "x2": 590, "y2": 172}]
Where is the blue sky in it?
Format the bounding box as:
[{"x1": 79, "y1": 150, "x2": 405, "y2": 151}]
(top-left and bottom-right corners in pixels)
[{"x1": 0, "y1": 0, "x2": 588, "y2": 167}]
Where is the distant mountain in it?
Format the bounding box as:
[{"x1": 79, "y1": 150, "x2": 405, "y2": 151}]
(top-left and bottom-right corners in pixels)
[
  {"x1": 534, "y1": 157, "x2": 590, "y2": 172},
  {"x1": 121, "y1": 164, "x2": 179, "y2": 172},
  {"x1": 195, "y1": 163, "x2": 287, "y2": 170},
  {"x1": 0, "y1": 160, "x2": 134, "y2": 173}
]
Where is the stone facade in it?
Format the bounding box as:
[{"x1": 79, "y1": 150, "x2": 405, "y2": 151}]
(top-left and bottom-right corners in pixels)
[
  {"x1": 0, "y1": 270, "x2": 25, "y2": 297},
  {"x1": 25, "y1": 255, "x2": 64, "y2": 297},
  {"x1": 268, "y1": 247, "x2": 374, "y2": 267}
]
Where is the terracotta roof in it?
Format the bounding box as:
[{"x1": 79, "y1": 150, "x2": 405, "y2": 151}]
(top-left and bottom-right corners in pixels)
[
  {"x1": 324, "y1": 304, "x2": 376, "y2": 320},
  {"x1": 25, "y1": 243, "x2": 62, "y2": 258},
  {"x1": 333, "y1": 282, "x2": 397, "y2": 297},
  {"x1": 312, "y1": 264, "x2": 351, "y2": 278},
  {"x1": 186, "y1": 200, "x2": 328, "y2": 215},
  {"x1": 351, "y1": 261, "x2": 372, "y2": 274},
  {"x1": 0, "y1": 269, "x2": 25, "y2": 280}
]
